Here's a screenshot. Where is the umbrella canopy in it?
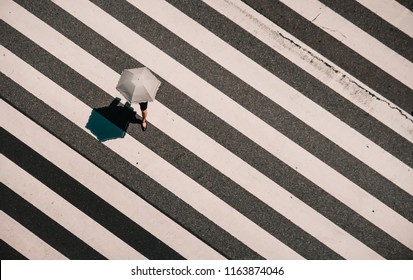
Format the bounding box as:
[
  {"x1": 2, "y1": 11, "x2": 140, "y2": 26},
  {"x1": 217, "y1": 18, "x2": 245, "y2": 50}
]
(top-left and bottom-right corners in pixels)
[{"x1": 116, "y1": 67, "x2": 161, "y2": 103}]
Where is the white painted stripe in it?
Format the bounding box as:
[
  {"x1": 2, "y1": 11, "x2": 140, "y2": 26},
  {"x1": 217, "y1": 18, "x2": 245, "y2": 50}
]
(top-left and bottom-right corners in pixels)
[
  {"x1": 126, "y1": 0, "x2": 413, "y2": 197},
  {"x1": 279, "y1": 0, "x2": 413, "y2": 90},
  {"x1": 46, "y1": 0, "x2": 413, "y2": 251},
  {"x1": 0, "y1": 103, "x2": 223, "y2": 259},
  {"x1": 202, "y1": 0, "x2": 413, "y2": 144},
  {"x1": 0, "y1": 211, "x2": 68, "y2": 260},
  {"x1": 0, "y1": 1, "x2": 382, "y2": 259},
  {"x1": 357, "y1": 0, "x2": 413, "y2": 38},
  {"x1": 0, "y1": 50, "x2": 302, "y2": 259},
  {"x1": 0, "y1": 152, "x2": 146, "y2": 260}
]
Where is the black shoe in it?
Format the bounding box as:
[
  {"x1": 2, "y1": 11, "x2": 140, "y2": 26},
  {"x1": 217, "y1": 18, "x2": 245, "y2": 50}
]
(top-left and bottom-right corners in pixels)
[{"x1": 141, "y1": 122, "x2": 147, "y2": 131}]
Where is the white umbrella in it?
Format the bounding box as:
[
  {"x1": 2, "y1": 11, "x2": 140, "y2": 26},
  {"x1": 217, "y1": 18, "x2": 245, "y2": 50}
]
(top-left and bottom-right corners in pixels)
[{"x1": 116, "y1": 67, "x2": 161, "y2": 103}]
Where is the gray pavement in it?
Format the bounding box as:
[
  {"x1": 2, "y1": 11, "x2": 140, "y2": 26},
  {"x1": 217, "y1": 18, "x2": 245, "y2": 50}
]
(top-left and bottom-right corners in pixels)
[{"x1": 1, "y1": 0, "x2": 412, "y2": 260}]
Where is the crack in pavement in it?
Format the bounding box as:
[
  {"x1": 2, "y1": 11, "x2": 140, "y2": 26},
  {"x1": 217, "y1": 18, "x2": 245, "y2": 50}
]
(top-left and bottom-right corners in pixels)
[
  {"x1": 223, "y1": 0, "x2": 412, "y2": 123},
  {"x1": 311, "y1": 6, "x2": 325, "y2": 22},
  {"x1": 319, "y1": 26, "x2": 348, "y2": 39},
  {"x1": 277, "y1": 30, "x2": 412, "y2": 121}
]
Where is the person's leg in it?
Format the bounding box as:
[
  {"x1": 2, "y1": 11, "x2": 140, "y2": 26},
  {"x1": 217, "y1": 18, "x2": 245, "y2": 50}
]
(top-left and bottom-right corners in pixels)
[
  {"x1": 139, "y1": 102, "x2": 148, "y2": 131},
  {"x1": 141, "y1": 109, "x2": 148, "y2": 129}
]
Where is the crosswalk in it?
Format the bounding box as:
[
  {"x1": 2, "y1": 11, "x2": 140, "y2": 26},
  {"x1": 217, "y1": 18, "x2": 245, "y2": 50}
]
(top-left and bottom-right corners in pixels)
[{"x1": 1, "y1": 0, "x2": 412, "y2": 260}]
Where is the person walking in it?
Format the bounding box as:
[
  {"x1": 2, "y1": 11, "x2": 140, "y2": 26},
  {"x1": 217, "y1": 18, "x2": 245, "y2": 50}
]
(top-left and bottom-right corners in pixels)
[
  {"x1": 116, "y1": 67, "x2": 161, "y2": 132},
  {"x1": 140, "y1": 102, "x2": 148, "y2": 131}
]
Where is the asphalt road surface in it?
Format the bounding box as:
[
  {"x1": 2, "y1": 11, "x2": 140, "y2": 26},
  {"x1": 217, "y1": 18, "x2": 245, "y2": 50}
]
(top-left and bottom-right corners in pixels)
[{"x1": 1, "y1": 0, "x2": 413, "y2": 260}]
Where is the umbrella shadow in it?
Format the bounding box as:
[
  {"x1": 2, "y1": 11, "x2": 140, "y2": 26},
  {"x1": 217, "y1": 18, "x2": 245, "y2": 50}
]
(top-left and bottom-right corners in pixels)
[{"x1": 86, "y1": 98, "x2": 139, "y2": 142}]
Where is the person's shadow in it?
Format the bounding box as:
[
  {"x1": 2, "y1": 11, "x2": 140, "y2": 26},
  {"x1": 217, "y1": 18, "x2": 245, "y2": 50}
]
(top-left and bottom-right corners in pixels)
[{"x1": 86, "y1": 98, "x2": 139, "y2": 142}]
